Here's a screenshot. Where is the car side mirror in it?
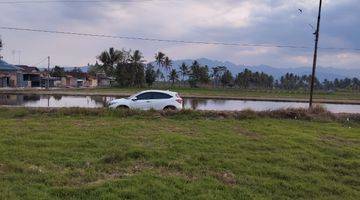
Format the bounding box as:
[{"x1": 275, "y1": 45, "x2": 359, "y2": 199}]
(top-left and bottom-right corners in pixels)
[{"x1": 131, "y1": 97, "x2": 137, "y2": 101}]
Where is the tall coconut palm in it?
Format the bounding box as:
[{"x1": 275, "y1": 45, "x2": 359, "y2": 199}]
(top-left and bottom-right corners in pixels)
[
  {"x1": 130, "y1": 50, "x2": 145, "y2": 87},
  {"x1": 163, "y1": 56, "x2": 172, "y2": 72},
  {"x1": 130, "y1": 50, "x2": 145, "y2": 64},
  {"x1": 155, "y1": 52, "x2": 165, "y2": 69},
  {"x1": 179, "y1": 62, "x2": 188, "y2": 85}
]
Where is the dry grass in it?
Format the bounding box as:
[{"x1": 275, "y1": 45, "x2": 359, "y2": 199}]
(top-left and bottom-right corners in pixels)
[{"x1": 0, "y1": 106, "x2": 357, "y2": 123}]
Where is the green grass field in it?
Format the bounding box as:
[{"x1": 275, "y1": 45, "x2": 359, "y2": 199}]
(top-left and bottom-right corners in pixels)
[
  {"x1": 0, "y1": 109, "x2": 359, "y2": 199},
  {"x1": 67, "y1": 87, "x2": 360, "y2": 101}
]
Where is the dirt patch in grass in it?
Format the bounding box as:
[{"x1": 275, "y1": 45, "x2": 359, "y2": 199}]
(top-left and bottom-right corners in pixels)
[
  {"x1": 213, "y1": 171, "x2": 237, "y2": 186},
  {"x1": 235, "y1": 127, "x2": 262, "y2": 140},
  {"x1": 86, "y1": 172, "x2": 125, "y2": 187},
  {"x1": 319, "y1": 135, "x2": 359, "y2": 146}
]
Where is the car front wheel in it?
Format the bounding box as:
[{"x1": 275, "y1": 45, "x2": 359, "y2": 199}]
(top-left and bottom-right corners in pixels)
[{"x1": 116, "y1": 105, "x2": 130, "y2": 110}]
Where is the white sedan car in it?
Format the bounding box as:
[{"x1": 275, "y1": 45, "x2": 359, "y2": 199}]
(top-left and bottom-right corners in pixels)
[{"x1": 107, "y1": 90, "x2": 183, "y2": 111}]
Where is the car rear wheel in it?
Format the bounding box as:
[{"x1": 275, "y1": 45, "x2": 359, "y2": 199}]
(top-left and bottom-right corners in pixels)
[{"x1": 163, "y1": 105, "x2": 177, "y2": 111}]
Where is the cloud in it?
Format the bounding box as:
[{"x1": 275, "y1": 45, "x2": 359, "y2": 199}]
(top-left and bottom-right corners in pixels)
[{"x1": 0, "y1": 0, "x2": 359, "y2": 69}]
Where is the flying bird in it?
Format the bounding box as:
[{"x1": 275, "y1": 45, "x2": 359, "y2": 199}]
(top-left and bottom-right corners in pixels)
[{"x1": 298, "y1": 9, "x2": 303, "y2": 13}]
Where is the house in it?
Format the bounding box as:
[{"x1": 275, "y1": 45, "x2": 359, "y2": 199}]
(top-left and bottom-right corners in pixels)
[
  {"x1": 61, "y1": 72, "x2": 99, "y2": 88},
  {"x1": 61, "y1": 75, "x2": 77, "y2": 88},
  {"x1": 86, "y1": 76, "x2": 98, "y2": 87},
  {"x1": 16, "y1": 65, "x2": 42, "y2": 87},
  {"x1": 97, "y1": 73, "x2": 113, "y2": 87},
  {"x1": 0, "y1": 60, "x2": 20, "y2": 87}
]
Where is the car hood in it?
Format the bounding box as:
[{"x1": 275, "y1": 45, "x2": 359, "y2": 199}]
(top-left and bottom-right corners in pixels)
[{"x1": 108, "y1": 98, "x2": 129, "y2": 105}]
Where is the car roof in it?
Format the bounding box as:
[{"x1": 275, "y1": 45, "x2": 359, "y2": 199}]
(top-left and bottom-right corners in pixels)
[{"x1": 137, "y1": 90, "x2": 177, "y2": 95}]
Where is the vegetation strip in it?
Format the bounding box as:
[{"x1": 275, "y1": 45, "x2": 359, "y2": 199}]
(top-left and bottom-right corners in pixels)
[{"x1": 1, "y1": 107, "x2": 359, "y2": 123}]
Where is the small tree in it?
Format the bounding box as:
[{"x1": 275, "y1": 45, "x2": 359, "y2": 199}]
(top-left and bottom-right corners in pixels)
[
  {"x1": 50, "y1": 66, "x2": 66, "y2": 77},
  {"x1": 88, "y1": 62, "x2": 103, "y2": 76},
  {"x1": 145, "y1": 64, "x2": 156, "y2": 87},
  {"x1": 188, "y1": 61, "x2": 210, "y2": 88},
  {"x1": 168, "y1": 69, "x2": 179, "y2": 87},
  {"x1": 70, "y1": 67, "x2": 83, "y2": 79},
  {"x1": 220, "y1": 70, "x2": 233, "y2": 87}
]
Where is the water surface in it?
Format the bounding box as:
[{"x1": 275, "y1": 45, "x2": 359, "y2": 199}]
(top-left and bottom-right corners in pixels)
[{"x1": 0, "y1": 94, "x2": 359, "y2": 113}]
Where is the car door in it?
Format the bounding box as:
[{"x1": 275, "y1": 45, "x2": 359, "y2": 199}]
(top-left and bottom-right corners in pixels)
[
  {"x1": 131, "y1": 92, "x2": 153, "y2": 110},
  {"x1": 151, "y1": 92, "x2": 173, "y2": 110}
]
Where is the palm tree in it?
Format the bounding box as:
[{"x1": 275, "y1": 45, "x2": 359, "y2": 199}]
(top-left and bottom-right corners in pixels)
[
  {"x1": 130, "y1": 50, "x2": 145, "y2": 87},
  {"x1": 156, "y1": 68, "x2": 163, "y2": 82},
  {"x1": 130, "y1": 50, "x2": 145, "y2": 64},
  {"x1": 168, "y1": 69, "x2": 179, "y2": 87},
  {"x1": 180, "y1": 62, "x2": 188, "y2": 85},
  {"x1": 155, "y1": 52, "x2": 165, "y2": 69},
  {"x1": 97, "y1": 47, "x2": 123, "y2": 77},
  {"x1": 163, "y1": 56, "x2": 172, "y2": 74}
]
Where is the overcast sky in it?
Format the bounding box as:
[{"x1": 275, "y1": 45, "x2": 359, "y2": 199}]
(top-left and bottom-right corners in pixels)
[{"x1": 0, "y1": 0, "x2": 359, "y2": 69}]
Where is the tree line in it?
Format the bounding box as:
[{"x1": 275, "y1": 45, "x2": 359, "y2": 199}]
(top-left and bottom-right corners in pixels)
[{"x1": 81, "y1": 47, "x2": 359, "y2": 90}]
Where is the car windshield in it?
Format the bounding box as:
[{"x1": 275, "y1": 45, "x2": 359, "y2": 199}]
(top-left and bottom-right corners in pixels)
[{"x1": 127, "y1": 92, "x2": 141, "y2": 100}]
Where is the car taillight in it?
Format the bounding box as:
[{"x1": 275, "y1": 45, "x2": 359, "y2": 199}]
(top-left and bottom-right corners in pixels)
[
  {"x1": 175, "y1": 94, "x2": 183, "y2": 104},
  {"x1": 176, "y1": 98, "x2": 183, "y2": 104}
]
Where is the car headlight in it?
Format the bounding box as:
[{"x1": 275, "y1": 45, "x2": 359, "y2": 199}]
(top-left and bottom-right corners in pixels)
[{"x1": 107, "y1": 101, "x2": 116, "y2": 106}]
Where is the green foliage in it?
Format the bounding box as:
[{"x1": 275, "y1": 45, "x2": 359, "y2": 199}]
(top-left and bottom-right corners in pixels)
[
  {"x1": 87, "y1": 62, "x2": 103, "y2": 76},
  {"x1": 97, "y1": 48, "x2": 145, "y2": 87},
  {"x1": 97, "y1": 47, "x2": 126, "y2": 77},
  {"x1": 221, "y1": 70, "x2": 233, "y2": 87},
  {"x1": 50, "y1": 66, "x2": 66, "y2": 77},
  {"x1": 145, "y1": 64, "x2": 157, "y2": 86},
  {"x1": 69, "y1": 67, "x2": 83, "y2": 79},
  {"x1": 179, "y1": 62, "x2": 189, "y2": 82},
  {"x1": 235, "y1": 69, "x2": 274, "y2": 89},
  {"x1": 188, "y1": 61, "x2": 210, "y2": 87},
  {"x1": 168, "y1": 69, "x2": 179, "y2": 86}
]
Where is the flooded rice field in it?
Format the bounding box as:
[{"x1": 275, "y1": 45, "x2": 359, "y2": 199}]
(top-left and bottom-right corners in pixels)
[{"x1": 0, "y1": 94, "x2": 359, "y2": 113}]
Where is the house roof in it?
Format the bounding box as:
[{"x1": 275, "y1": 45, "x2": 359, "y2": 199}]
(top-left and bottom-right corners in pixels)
[
  {"x1": 0, "y1": 60, "x2": 17, "y2": 71},
  {"x1": 16, "y1": 65, "x2": 40, "y2": 73}
]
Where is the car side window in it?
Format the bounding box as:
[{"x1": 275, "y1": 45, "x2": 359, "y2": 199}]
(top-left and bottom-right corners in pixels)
[
  {"x1": 152, "y1": 92, "x2": 172, "y2": 99},
  {"x1": 136, "y1": 92, "x2": 152, "y2": 100}
]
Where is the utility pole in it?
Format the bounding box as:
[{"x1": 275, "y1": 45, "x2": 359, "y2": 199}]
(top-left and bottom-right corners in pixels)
[
  {"x1": 0, "y1": 36, "x2": 3, "y2": 60},
  {"x1": 46, "y1": 56, "x2": 50, "y2": 90},
  {"x1": 309, "y1": 0, "x2": 322, "y2": 108}
]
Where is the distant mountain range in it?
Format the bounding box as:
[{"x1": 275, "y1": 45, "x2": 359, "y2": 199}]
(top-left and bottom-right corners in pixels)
[
  {"x1": 166, "y1": 58, "x2": 359, "y2": 81},
  {"x1": 59, "y1": 58, "x2": 359, "y2": 81}
]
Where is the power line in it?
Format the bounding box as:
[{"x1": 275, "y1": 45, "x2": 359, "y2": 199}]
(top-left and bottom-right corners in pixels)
[
  {"x1": 0, "y1": 0, "x2": 164, "y2": 4},
  {"x1": 2, "y1": 26, "x2": 359, "y2": 52},
  {"x1": 1, "y1": 26, "x2": 359, "y2": 52},
  {"x1": 31, "y1": 56, "x2": 48, "y2": 66}
]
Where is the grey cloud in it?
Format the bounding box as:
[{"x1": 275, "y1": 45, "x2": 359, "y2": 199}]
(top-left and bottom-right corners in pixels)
[{"x1": 0, "y1": 0, "x2": 359, "y2": 69}]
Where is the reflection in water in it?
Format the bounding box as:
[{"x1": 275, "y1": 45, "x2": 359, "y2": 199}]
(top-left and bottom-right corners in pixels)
[
  {"x1": 184, "y1": 98, "x2": 209, "y2": 110},
  {"x1": 53, "y1": 94, "x2": 63, "y2": 101},
  {"x1": 0, "y1": 94, "x2": 359, "y2": 114}
]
